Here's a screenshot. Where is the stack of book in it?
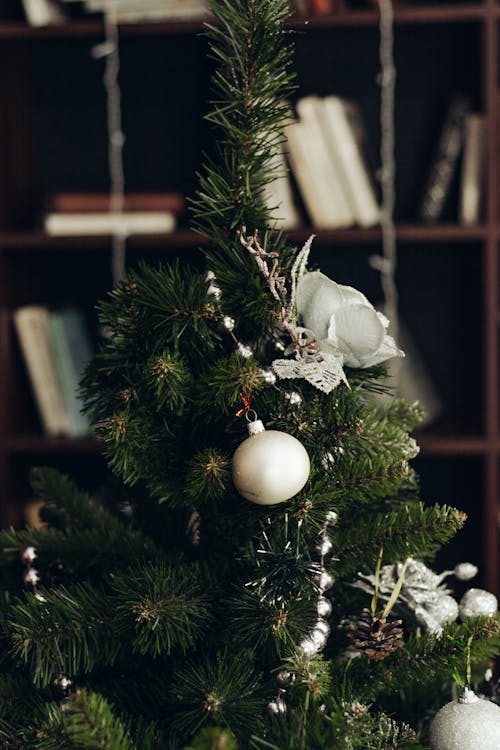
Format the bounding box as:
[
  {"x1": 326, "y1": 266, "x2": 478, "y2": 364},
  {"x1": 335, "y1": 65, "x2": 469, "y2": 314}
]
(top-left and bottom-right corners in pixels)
[
  {"x1": 70, "y1": 0, "x2": 210, "y2": 22},
  {"x1": 43, "y1": 191, "x2": 185, "y2": 237},
  {"x1": 22, "y1": 0, "x2": 211, "y2": 25},
  {"x1": 282, "y1": 95, "x2": 380, "y2": 229},
  {"x1": 13, "y1": 306, "x2": 95, "y2": 438},
  {"x1": 418, "y1": 94, "x2": 486, "y2": 225}
]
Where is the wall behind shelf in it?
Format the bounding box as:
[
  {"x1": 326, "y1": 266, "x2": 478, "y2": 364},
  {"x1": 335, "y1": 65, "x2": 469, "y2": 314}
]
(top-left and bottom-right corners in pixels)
[
  {"x1": 311, "y1": 240, "x2": 483, "y2": 434},
  {"x1": 21, "y1": 33, "x2": 215, "y2": 229},
  {"x1": 293, "y1": 21, "x2": 482, "y2": 221}
]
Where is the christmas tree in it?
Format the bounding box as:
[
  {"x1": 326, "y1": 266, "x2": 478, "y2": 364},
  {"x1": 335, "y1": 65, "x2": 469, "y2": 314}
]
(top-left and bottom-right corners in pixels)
[{"x1": 1, "y1": 2, "x2": 500, "y2": 749}]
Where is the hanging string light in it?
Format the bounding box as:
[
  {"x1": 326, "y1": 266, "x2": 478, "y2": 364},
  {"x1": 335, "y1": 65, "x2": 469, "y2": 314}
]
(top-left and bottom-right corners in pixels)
[
  {"x1": 91, "y1": 0, "x2": 127, "y2": 284},
  {"x1": 372, "y1": 0, "x2": 399, "y2": 341}
]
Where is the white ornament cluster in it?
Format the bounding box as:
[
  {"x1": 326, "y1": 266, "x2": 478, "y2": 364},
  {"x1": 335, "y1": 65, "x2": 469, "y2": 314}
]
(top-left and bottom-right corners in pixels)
[{"x1": 354, "y1": 558, "x2": 497, "y2": 634}]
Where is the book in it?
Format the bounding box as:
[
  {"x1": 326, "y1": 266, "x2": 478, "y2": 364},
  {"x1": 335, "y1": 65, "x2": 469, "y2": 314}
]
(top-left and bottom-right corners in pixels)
[
  {"x1": 261, "y1": 137, "x2": 301, "y2": 230},
  {"x1": 44, "y1": 211, "x2": 176, "y2": 236},
  {"x1": 46, "y1": 191, "x2": 186, "y2": 216},
  {"x1": 309, "y1": 0, "x2": 337, "y2": 13},
  {"x1": 83, "y1": 0, "x2": 211, "y2": 21},
  {"x1": 283, "y1": 115, "x2": 329, "y2": 228},
  {"x1": 290, "y1": 96, "x2": 354, "y2": 228},
  {"x1": 418, "y1": 94, "x2": 470, "y2": 223},
  {"x1": 316, "y1": 96, "x2": 380, "y2": 228},
  {"x1": 21, "y1": 0, "x2": 66, "y2": 26},
  {"x1": 458, "y1": 113, "x2": 486, "y2": 226},
  {"x1": 48, "y1": 308, "x2": 94, "y2": 438},
  {"x1": 13, "y1": 306, "x2": 72, "y2": 437}
]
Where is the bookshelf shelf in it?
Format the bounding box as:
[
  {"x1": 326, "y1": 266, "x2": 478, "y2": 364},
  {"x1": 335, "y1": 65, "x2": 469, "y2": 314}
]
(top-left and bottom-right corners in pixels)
[
  {"x1": 4, "y1": 435, "x2": 101, "y2": 454},
  {"x1": 0, "y1": 1, "x2": 499, "y2": 595},
  {"x1": 0, "y1": 4, "x2": 490, "y2": 41},
  {"x1": 0, "y1": 224, "x2": 489, "y2": 251}
]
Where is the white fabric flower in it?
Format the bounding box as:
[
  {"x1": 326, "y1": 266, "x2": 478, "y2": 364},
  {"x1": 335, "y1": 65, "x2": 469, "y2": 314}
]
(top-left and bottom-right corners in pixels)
[{"x1": 296, "y1": 271, "x2": 404, "y2": 368}]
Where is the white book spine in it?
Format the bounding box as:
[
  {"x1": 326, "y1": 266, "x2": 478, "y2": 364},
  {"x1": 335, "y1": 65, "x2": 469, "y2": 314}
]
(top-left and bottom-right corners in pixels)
[
  {"x1": 295, "y1": 96, "x2": 354, "y2": 229},
  {"x1": 319, "y1": 96, "x2": 380, "y2": 228},
  {"x1": 13, "y1": 306, "x2": 72, "y2": 437},
  {"x1": 262, "y1": 138, "x2": 300, "y2": 230},
  {"x1": 459, "y1": 114, "x2": 486, "y2": 226},
  {"x1": 44, "y1": 211, "x2": 176, "y2": 236},
  {"x1": 22, "y1": 0, "x2": 65, "y2": 26},
  {"x1": 284, "y1": 118, "x2": 330, "y2": 228}
]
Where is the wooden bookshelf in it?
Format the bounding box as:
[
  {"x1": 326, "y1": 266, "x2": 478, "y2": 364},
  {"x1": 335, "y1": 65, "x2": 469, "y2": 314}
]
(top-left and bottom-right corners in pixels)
[{"x1": 0, "y1": 2, "x2": 499, "y2": 595}]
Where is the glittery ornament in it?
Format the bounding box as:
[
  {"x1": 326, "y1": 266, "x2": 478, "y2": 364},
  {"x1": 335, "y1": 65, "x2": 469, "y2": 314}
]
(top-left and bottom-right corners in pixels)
[
  {"x1": 416, "y1": 594, "x2": 459, "y2": 633},
  {"x1": 429, "y1": 688, "x2": 500, "y2": 750},
  {"x1": 459, "y1": 588, "x2": 498, "y2": 620},
  {"x1": 354, "y1": 558, "x2": 466, "y2": 633},
  {"x1": 232, "y1": 415, "x2": 310, "y2": 505},
  {"x1": 454, "y1": 562, "x2": 478, "y2": 581}
]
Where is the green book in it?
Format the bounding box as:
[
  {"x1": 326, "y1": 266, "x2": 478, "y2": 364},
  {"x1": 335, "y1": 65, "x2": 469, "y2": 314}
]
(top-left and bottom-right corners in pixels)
[{"x1": 49, "y1": 308, "x2": 94, "y2": 438}]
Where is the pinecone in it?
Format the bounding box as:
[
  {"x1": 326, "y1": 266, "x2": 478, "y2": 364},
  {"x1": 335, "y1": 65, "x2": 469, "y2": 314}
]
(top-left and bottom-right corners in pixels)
[{"x1": 347, "y1": 608, "x2": 403, "y2": 661}]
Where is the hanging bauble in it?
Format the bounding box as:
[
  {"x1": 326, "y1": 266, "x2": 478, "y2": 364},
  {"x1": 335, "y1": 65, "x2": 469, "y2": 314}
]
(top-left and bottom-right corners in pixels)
[
  {"x1": 429, "y1": 688, "x2": 500, "y2": 750},
  {"x1": 232, "y1": 412, "x2": 310, "y2": 505},
  {"x1": 459, "y1": 588, "x2": 498, "y2": 620}
]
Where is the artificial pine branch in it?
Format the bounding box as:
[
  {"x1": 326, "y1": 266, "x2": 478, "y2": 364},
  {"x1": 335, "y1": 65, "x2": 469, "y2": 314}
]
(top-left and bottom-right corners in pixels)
[
  {"x1": 32, "y1": 690, "x2": 136, "y2": 750},
  {"x1": 334, "y1": 503, "x2": 467, "y2": 577}
]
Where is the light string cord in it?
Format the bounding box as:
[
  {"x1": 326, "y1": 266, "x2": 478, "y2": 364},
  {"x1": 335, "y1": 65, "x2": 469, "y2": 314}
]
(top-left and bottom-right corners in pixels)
[
  {"x1": 375, "y1": 0, "x2": 399, "y2": 341},
  {"x1": 91, "y1": 0, "x2": 127, "y2": 284}
]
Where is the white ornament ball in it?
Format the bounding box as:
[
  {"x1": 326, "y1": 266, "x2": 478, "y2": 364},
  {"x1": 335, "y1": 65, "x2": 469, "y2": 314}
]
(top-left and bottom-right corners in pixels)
[
  {"x1": 429, "y1": 689, "x2": 500, "y2": 750},
  {"x1": 232, "y1": 422, "x2": 310, "y2": 505},
  {"x1": 454, "y1": 562, "x2": 478, "y2": 581},
  {"x1": 459, "y1": 588, "x2": 498, "y2": 620}
]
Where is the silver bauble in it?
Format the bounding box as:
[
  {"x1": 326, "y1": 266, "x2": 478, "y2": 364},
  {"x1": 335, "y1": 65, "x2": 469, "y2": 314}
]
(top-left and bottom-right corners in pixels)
[
  {"x1": 459, "y1": 588, "x2": 498, "y2": 620},
  {"x1": 317, "y1": 596, "x2": 332, "y2": 618},
  {"x1": 316, "y1": 570, "x2": 334, "y2": 592},
  {"x1": 298, "y1": 635, "x2": 319, "y2": 658},
  {"x1": 232, "y1": 420, "x2": 310, "y2": 505},
  {"x1": 310, "y1": 628, "x2": 328, "y2": 650},
  {"x1": 429, "y1": 689, "x2": 500, "y2": 750},
  {"x1": 313, "y1": 619, "x2": 331, "y2": 637},
  {"x1": 316, "y1": 536, "x2": 334, "y2": 557}
]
